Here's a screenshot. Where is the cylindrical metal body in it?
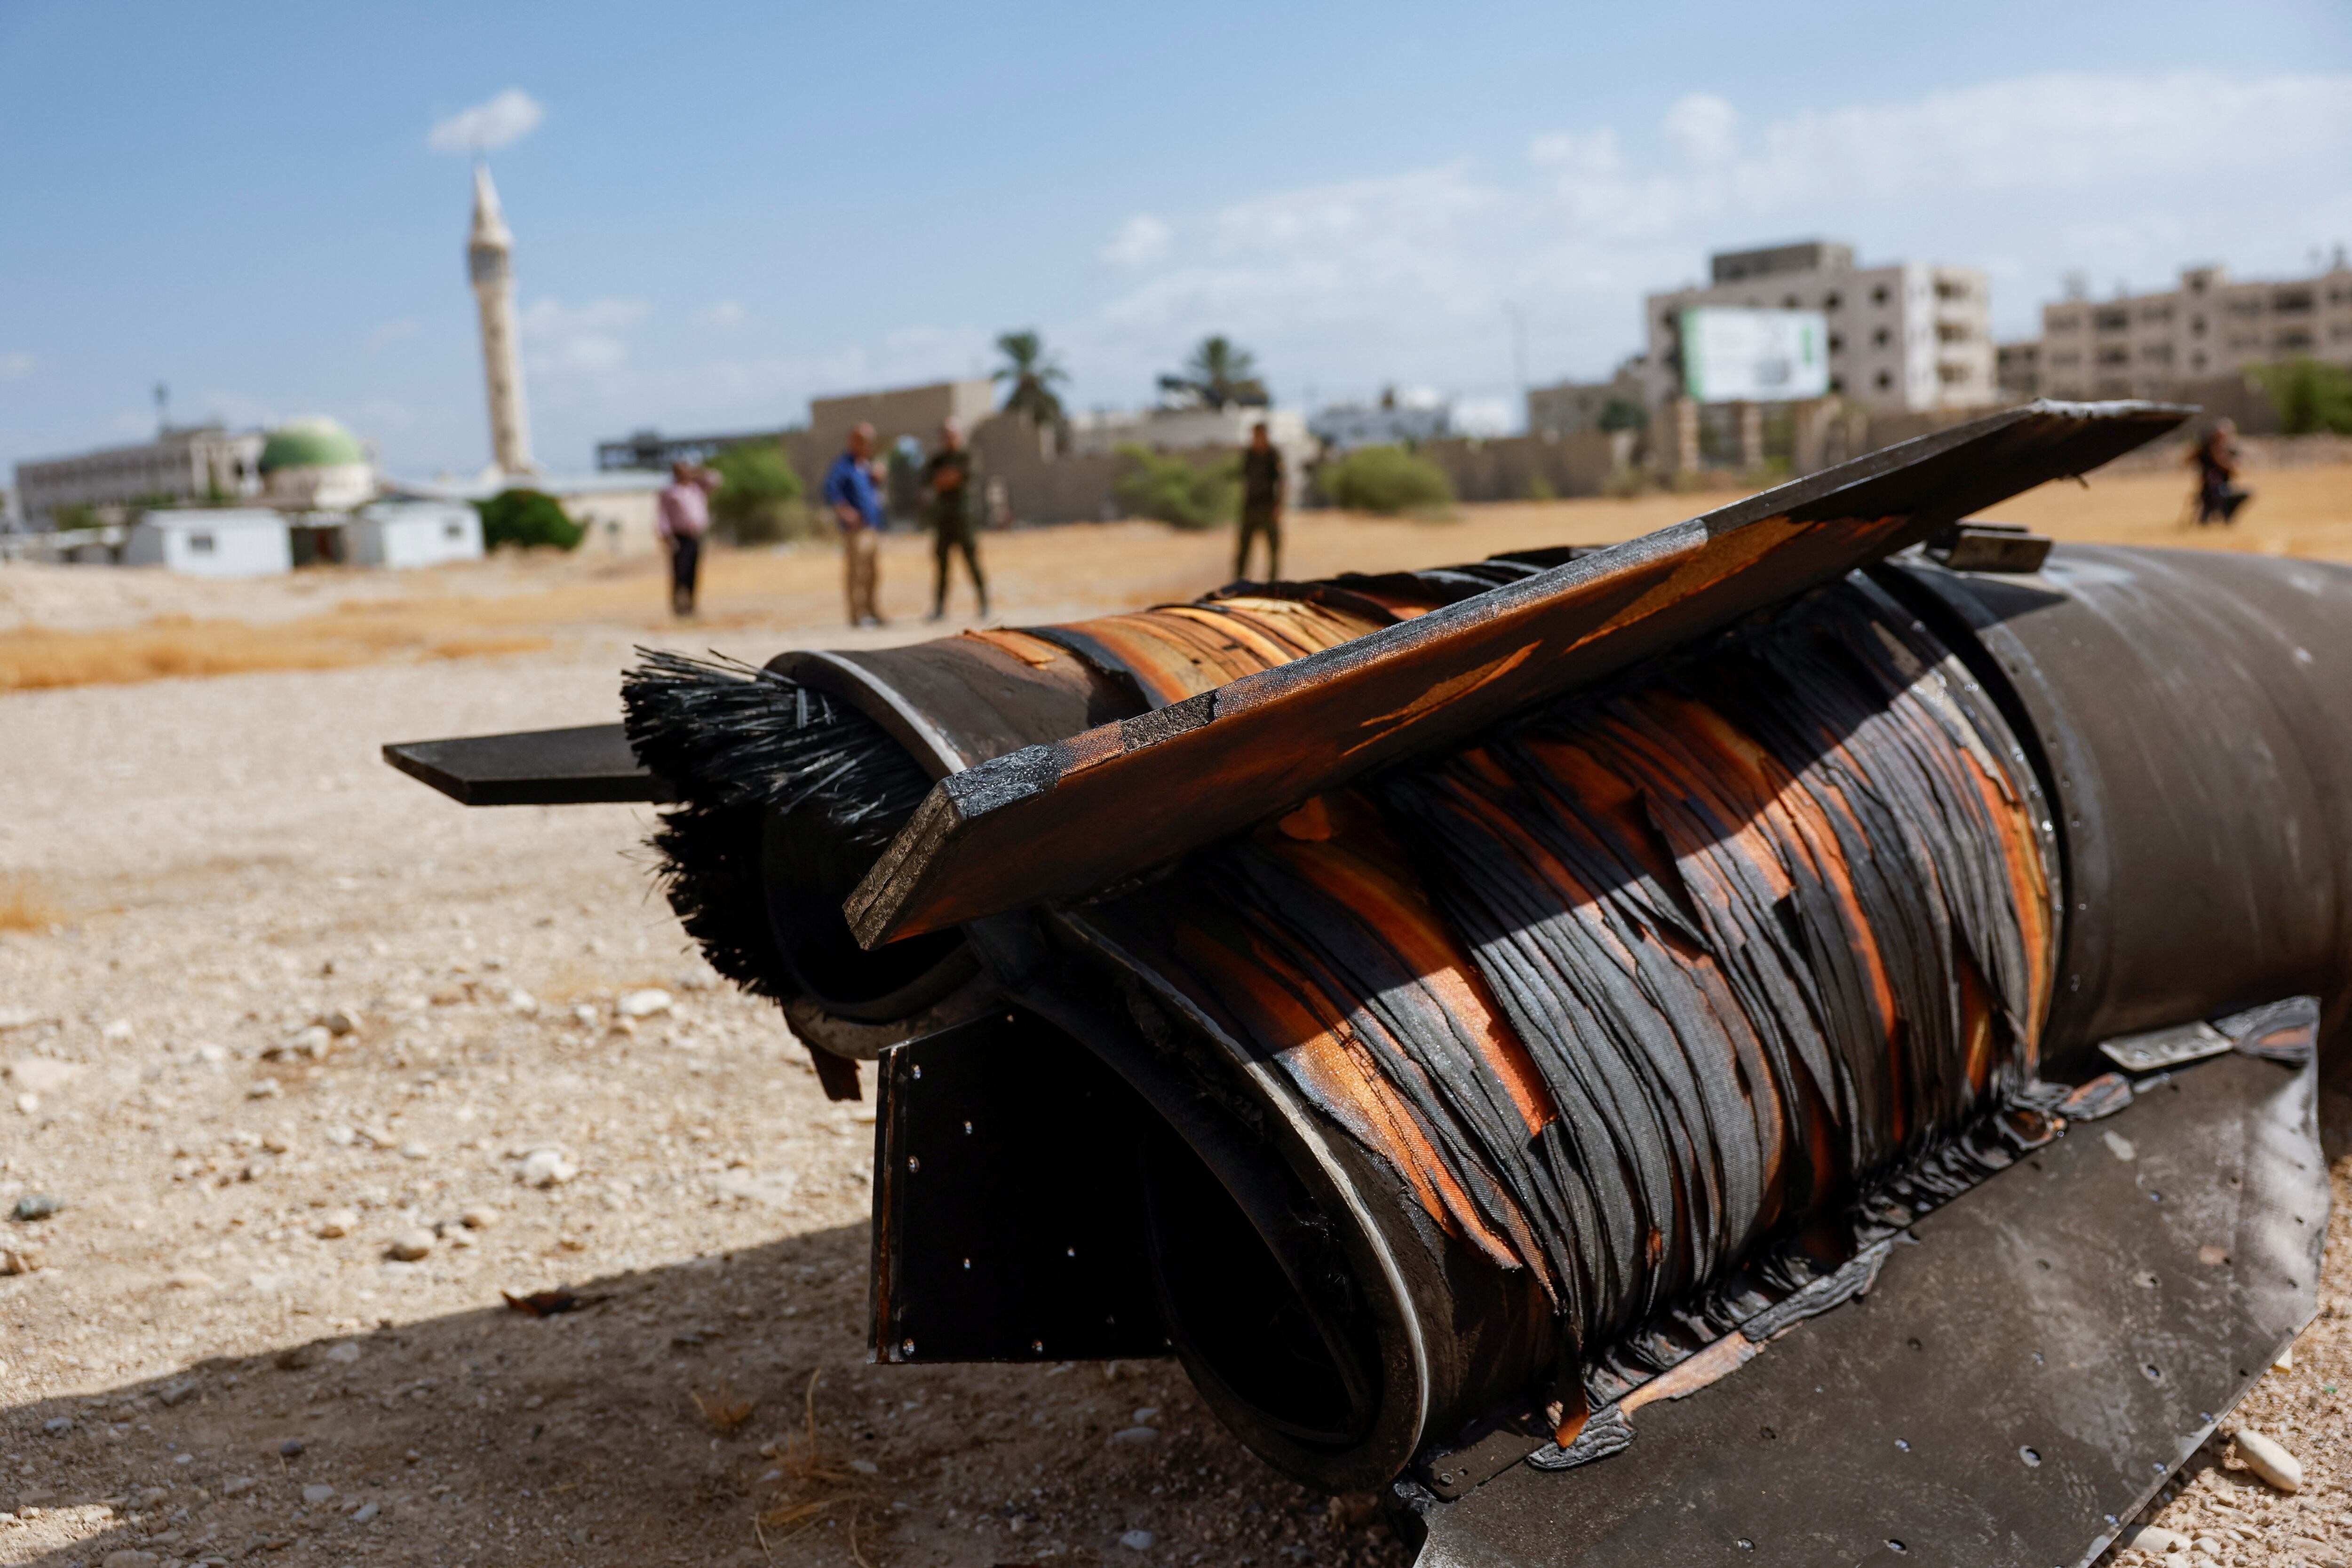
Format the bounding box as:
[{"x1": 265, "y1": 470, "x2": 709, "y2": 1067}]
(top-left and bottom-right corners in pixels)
[{"x1": 638, "y1": 544, "x2": 2352, "y2": 1495}]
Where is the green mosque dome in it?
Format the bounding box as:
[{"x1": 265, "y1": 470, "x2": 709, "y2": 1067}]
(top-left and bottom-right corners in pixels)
[{"x1": 260, "y1": 417, "x2": 368, "y2": 474}]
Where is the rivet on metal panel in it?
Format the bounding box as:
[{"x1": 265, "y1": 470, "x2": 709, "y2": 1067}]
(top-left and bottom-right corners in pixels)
[
  {"x1": 961, "y1": 1258, "x2": 970, "y2": 1269},
  {"x1": 1066, "y1": 1246, "x2": 1077, "y2": 1258},
  {"x1": 2020, "y1": 1447, "x2": 2042, "y2": 1467},
  {"x1": 1894, "y1": 1439, "x2": 1909, "y2": 1450},
  {"x1": 911, "y1": 1064, "x2": 922, "y2": 1080},
  {"x1": 907, "y1": 1156, "x2": 920, "y2": 1172},
  {"x1": 963, "y1": 1120, "x2": 973, "y2": 1135},
  {"x1": 902, "y1": 1338, "x2": 914, "y2": 1354},
  {"x1": 1031, "y1": 1339, "x2": 1044, "y2": 1353}
]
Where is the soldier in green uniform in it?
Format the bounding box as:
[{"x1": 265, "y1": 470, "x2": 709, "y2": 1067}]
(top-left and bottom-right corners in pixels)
[
  {"x1": 1236, "y1": 420, "x2": 1283, "y2": 580},
  {"x1": 922, "y1": 418, "x2": 989, "y2": 621}
]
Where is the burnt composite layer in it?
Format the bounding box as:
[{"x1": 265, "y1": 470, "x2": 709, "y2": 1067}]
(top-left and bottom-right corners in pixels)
[{"x1": 383, "y1": 402, "x2": 2352, "y2": 1565}]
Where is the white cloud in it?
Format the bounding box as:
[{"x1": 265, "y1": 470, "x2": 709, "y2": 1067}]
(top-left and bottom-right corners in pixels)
[
  {"x1": 429, "y1": 89, "x2": 545, "y2": 154},
  {"x1": 1663, "y1": 93, "x2": 1739, "y2": 166},
  {"x1": 366, "y1": 320, "x2": 418, "y2": 351},
  {"x1": 1073, "y1": 69, "x2": 2352, "y2": 402},
  {"x1": 1101, "y1": 214, "x2": 1172, "y2": 268},
  {"x1": 522, "y1": 297, "x2": 647, "y2": 376},
  {"x1": 0, "y1": 351, "x2": 32, "y2": 381},
  {"x1": 696, "y1": 300, "x2": 750, "y2": 329}
]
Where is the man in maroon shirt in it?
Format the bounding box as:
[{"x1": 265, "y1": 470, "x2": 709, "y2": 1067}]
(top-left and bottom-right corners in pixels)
[{"x1": 655, "y1": 459, "x2": 723, "y2": 616}]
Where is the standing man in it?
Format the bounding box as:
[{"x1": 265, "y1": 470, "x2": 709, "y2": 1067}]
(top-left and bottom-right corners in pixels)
[
  {"x1": 822, "y1": 423, "x2": 886, "y2": 628},
  {"x1": 1235, "y1": 420, "x2": 1284, "y2": 581},
  {"x1": 922, "y1": 418, "x2": 989, "y2": 621},
  {"x1": 654, "y1": 459, "x2": 722, "y2": 617}
]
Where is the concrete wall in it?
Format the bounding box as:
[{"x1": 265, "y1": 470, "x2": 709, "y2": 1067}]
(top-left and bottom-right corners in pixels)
[
  {"x1": 1411, "y1": 430, "x2": 1621, "y2": 503},
  {"x1": 807, "y1": 380, "x2": 997, "y2": 454},
  {"x1": 349, "y1": 502, "x2": 484, "y2": 569}
]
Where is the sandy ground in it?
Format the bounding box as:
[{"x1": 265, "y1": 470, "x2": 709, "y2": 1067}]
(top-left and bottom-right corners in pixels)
[{"x1": 4, "y1": 463, "x2": 2352, "y2": 1568}]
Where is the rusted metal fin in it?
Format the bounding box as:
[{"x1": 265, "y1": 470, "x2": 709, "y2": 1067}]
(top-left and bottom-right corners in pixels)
[
  {"x1": 382, "y1": 724, "x2": 675, "y2": 806},
  {"x1": 847, "y1": 401, "x2": 2187, "y2": 948}
]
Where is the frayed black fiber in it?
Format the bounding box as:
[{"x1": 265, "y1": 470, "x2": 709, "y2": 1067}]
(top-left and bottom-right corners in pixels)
[{"x1": 621, "y1": 649, "x2": 932, "y2": 1002}]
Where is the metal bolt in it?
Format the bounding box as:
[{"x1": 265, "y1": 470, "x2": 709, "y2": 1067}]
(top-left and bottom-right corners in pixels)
[
  {"x1": 902, "y1": 1338, "x2": 914, "y2": 1355},
  {"x1": 1031, "y1": 1339, "x2": 1043, "y2": 1353},
  {"x1": 907, "y1": 1156, "x2": 920, "y2": 1173}
]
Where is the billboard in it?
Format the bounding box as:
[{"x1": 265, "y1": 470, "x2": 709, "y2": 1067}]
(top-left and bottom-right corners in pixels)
[{"x1": 1679, "y1": 308, "x2": 1830, "y2": 403}]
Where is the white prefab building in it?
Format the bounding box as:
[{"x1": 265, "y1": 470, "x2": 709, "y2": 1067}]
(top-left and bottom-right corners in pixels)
[
  {"x1": 120, "y1": 510, "x2": 291, "y2": 578},
  {"x1": 348, "y1": 500, "x2": 483, "y2": 568}
]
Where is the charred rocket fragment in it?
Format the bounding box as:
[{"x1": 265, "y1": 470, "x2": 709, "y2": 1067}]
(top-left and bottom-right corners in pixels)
[{"x1": 385, "y1": 401, "x2": 2352, "y2": 1567}]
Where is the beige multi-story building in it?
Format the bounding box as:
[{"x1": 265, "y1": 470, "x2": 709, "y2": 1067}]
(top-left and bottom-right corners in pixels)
[
  {"x1": 2039, "y1": 260, "x2": 2352, "y2": 401},
  {"x1": 13, "y1": 424, "x2": 264, "y2": 529},
  {"x1": 1643, "y1": 240, "x2": 1997, "y2": 412}
]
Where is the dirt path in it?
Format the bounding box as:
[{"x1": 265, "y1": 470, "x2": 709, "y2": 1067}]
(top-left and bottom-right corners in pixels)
[{"x1": 5, "y1": 468, "x2": 2352, "y2": 1567}]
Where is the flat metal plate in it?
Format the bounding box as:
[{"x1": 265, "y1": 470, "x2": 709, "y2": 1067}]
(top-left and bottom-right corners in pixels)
[
  {"x1": 1408, "y1": 1052, "x2": 2325, "y2": 1568},
  {"x1": 381, "y1": 724, "x2": 674, "y2": 806},
  {"x1": 2101, "y1": 1021, "x2": 2232, "y2": 1074},
  {"x1": 871, "y1": 1006, "x2": 1166, "y2": 1364}
]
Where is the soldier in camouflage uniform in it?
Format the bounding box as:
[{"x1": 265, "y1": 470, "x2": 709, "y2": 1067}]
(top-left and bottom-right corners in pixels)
[{"x1": 922, "y1": 419, "x2": 989, "y2": 620}]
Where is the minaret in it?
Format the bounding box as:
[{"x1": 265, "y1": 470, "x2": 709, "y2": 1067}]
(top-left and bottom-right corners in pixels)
[{"x1": 467, "y1": 163, "x2": 536, "y2": 475}]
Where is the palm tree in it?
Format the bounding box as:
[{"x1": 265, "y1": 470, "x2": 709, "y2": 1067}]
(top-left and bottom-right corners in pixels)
[
  {"x1": 1158, "y1": 335, "x2": 1271, "y2": 411},
  {"x1": 993, "y1": 330, "x2": 1069, "y2": 428}
]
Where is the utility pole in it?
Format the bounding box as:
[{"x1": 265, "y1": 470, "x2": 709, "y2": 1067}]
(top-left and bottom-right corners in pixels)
[
  {"x1": 1502, "y1": 302, "x2": 1528, "y2": 425},
  {"x1": 154, "y1": 383, "x2": 170, "y2": 436}
]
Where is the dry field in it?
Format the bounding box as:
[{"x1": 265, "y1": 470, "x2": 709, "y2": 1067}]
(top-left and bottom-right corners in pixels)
[{"x1": 1, "y1": 459, "x2": 2350, "y2": 1568}]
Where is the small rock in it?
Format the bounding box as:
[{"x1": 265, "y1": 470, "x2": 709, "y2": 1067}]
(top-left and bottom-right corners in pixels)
[
  {"x1": 316, "y1": 1209, "x2": 358, "y2": 1239},
  {"x1": 247, "y1": 1077, "x2": 282, "y2": 1100},
  {"x1": 42, "y1": 1415, "x2": 72, "y2": 1435},
  {"x1": 571, "y1": 1004, "x2": 598, "y2": 1028},
  {"x1": 11, "y1": 1193, "x2": 64, "y2": 1221},
  {"x1": 195, "y1": 1042, "x2": 228, "y2": 1063},
  {"x1": 848, "y1": 1458, "x2": 879, "y2": 1475},
  {"x1": 279, "y1": 1438, "x2": 306, "y2": 1457},
  {"x1": 399, "y1": 1142, "x2": 430, "y2": 1160},
  {"x1": 166, "y1": 1267, "x2": 218, "y2": 1290},
  {"x1": 506, "y1": 990, "x2": 538, "y2": 1016},
  {"x1": 615, "y1": 989, "x2": 672, "y2": 1019},
  {"x1": 220, "y1": 1477, "x2": 256, "y2": 1497},
  {"x1": 1110, "y1": 1426, "x2": 1160, "y2": 1446},
  {"x1": 102, "y1": 1551, "x2": 160, "y2": 1568},
  {"x1": 2275, "y1": 1345, "x2": 2295, "y2": 1372},
  {"x1": 260, "y1": 1133, "x2": 289, "y2": 1155},
  {"x1": 0, "y1": 1245, "x2": 37, "y2": 1275},
  {"x1": 2126, "y1": 1523, "x2": 2192, "y2": 1552},
  {"x1": 351, "y1": 1500, "x2": 380, "y2": 1524},
  {"x1": 386, "y1": 1228, "x2": 435, "y2": 1261},
  {"x1": 301, "y1": 1483, "x2": 337, "y2": 1506},
  {"x1": 325, "y1": 1125, "x2": 356, "y2": 1148},
  {"x1": 2233, "y1": 1427, "x2": 2304, "y2": 1492},
  {"x1": 1119, "y1": 1529, "x2": 1156, "y2": 1551},
  {"x1": 267, "y1": 1025, "x2": 333, "y2": 1062},
  {"x1": 1132, "y1": 1406, "x2": 1161, "y2": 1424},
  {"x1": 12, "y1": 1091, "x2": 33, "y2": 1115},
  {"x1": 517, "y1": 1148, "x2": 576, "y2": 1188},
  {"x1": 319, "y1": 1007, "x2": 364, "y2": 1038},
  {"x1": 459, "y1": 1205, "x2": 499, "y2": 1229},
  {"x1": 158, "y1": 1379, "x2": 198, "y2": 1407},
  {"x1": 325, "y1": 1341, "x2": 362, "y2": 1364},
  {"x1": 7, "y1": 1058, "x2": 83, "y2": 1093}
]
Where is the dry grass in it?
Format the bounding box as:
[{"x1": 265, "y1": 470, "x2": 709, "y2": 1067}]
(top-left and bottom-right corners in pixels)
[
  {"x1": 0, "y1": 874, "x2": 60, "y2": 932},
  {"x1": 753, "y1": 1370, "x2": 890, "y2": 1566},
  {"x1": 4, "y1": 460, "x2": 2343, "y2": 695}
]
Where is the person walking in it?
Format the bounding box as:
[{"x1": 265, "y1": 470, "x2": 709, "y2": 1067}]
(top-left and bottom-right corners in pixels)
[
  {"x1": 922, "y1": 418, "x2": 989, "y2": 621},
  {"x1": 822, "y1": 423, "x2": 887, "y2": 627},
  {"x1": 1235, "y1": 420, "x2": 1284, "y2": 581},
  {"x1": 654, "y1": 459, "x2": 722, "y2": 616},
  {"x1": 2190, "y1": 418, "x2": 2252, "y2": 526}
]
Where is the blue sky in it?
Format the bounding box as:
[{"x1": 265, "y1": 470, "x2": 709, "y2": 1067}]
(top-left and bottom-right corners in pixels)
[{"x1": 3, "y1": 0, "x2": 2348, "y2": 480}]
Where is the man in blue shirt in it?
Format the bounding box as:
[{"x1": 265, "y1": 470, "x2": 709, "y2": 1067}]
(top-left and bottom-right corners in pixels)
[{"x1": 821, "y1": 422, "x2": 886, "y2": 627}]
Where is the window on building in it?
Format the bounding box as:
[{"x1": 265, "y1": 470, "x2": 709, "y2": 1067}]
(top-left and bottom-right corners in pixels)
[
  {"x1": 444, "y1": 522, "x2": 466, "y2": 540},
  {"x1": 1824, "y1": 292, "x2": 1841, "y2": 311},
  {"x1": 2098, "y1": 347, "x2": 2130, "y2": 366},
  {"x1": 1782, "y1": 295, "x2": 1800, "y2": 309},
  {"x1": 1829, "y1": 375, "x2": 1845, "y2": 393},
  {"x1": 1873, "y1": 327, "x2": 1890, "y2": 348},
  {"x1": 2191, "y1": 316, "x2": 2207, "y2": 337},
  {"x1": 188, "y1": 533, "x2": 215, "y2": 554},
  {"x1": 1875, "y1": 370, "x2": 1892, "y2": 390},
  {"x1": 2273, "y1": 289, "x2": 2314, "y2": 314},
  {"x1": 1828, "y1": 333, "x2": 1843, "y2": 355},
  {"x1": 1872, "y1": 285, "x2": 1890, "y2": 306},
  {"x1": 2094, "y1": 309, "x2": 2129, "y2": 332}
]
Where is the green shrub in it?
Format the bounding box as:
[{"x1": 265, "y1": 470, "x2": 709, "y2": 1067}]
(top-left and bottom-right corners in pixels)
[
  {"x1": 476, "y1": 488, "x2": 583, "y2": 551},
  {"x1": 2249, "y1": 359, "x2": 2352, "y2": 436},
  {"x1": 1112, "y1": 444, "x2": 1237, "y2": 531},
  {"x1": 708, "y1": 442, "x2": 810, "y2": 543},
  {"x1": 1321, "y1": 445, "x2": 1454, "y2": 515}
]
